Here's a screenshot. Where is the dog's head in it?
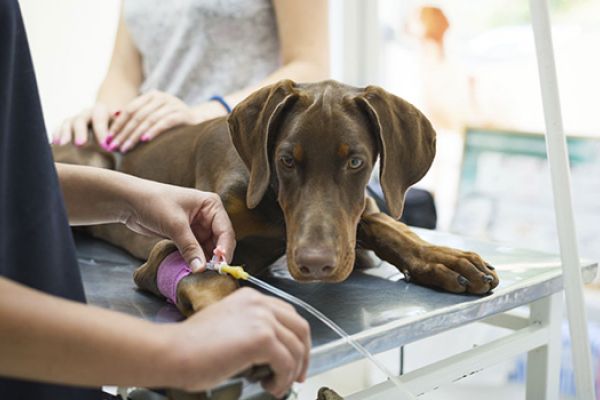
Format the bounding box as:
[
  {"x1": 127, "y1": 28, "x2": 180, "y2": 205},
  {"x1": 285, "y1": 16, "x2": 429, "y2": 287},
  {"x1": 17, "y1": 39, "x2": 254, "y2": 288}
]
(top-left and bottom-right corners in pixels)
[{"x1": 228, "y1": 80, "x2": 436, "y2": 282}]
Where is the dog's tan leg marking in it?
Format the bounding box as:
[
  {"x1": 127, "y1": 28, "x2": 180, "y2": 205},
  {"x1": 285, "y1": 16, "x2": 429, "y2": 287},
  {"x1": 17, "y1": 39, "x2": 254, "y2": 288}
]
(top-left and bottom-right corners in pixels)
[
  {"x1": 175, "y1": 272, "x2": 238, "y2": 316},
  {"x1": 358, "y1": 200, "x2": 499, "y2": 294}
]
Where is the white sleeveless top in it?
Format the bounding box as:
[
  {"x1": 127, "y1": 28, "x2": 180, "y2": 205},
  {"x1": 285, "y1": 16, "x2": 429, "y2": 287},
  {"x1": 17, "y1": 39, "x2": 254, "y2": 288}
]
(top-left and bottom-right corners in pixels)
[{"x1": 124, "y1": 0, "x2": 281, "y2": 105}]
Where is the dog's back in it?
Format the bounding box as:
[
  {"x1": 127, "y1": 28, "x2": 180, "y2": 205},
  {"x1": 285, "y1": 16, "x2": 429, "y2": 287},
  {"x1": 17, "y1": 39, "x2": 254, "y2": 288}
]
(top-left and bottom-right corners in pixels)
[
  {"x1": 119, "y1": 117, "x2": 244, "y2": 192},
  {"x1": 54, "y1": 116, "x2": 249, "y2": 198}
]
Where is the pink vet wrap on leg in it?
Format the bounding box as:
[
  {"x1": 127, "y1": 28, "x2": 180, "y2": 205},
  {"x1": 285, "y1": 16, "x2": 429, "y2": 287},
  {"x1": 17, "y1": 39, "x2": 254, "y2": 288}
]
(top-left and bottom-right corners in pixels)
[{"x1": 157, "y1": 251, "x2": 191, "y2": 304}]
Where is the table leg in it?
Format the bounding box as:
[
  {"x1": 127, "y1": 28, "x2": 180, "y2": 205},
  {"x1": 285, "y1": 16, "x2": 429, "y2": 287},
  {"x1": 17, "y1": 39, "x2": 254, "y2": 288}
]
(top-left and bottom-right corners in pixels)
[{"x1": 526, "y1": 292, "x2": 563, "y2": 400}]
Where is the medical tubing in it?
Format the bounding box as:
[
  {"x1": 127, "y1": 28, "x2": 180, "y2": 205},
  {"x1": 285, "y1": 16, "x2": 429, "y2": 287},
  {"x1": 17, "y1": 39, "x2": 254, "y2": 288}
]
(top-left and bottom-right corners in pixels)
[{"x1": 246, "y1": 275, "x2": 415, "y2": 400}]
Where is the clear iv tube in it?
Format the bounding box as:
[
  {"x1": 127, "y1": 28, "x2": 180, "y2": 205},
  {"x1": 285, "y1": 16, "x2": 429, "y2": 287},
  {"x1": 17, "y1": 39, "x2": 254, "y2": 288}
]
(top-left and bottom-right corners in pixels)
[{"x1": 246, "y1": 275, "x2": 415, "y2": 400}]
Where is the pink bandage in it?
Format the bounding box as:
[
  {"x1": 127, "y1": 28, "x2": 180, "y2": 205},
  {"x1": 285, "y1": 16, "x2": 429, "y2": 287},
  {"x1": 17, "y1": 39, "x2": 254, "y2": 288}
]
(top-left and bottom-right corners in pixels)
[{"x1": 157, "y1": 251, "x2": 191, "y2": 304}]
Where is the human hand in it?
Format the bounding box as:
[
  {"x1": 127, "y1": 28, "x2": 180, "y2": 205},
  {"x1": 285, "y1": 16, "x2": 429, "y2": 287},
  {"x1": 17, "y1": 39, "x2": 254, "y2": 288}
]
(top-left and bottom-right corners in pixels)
[
  {"x1": 168, "y1": 288, "x2": 311, "y2": 397},
  {"x1": 52, "y1": 103, "x2": 112, "y2": 147},
  {"x1": 122, "y1": 181, "x2": 235, "y2": 272},
  {"x1": 107, "y1": 91, "x2": 227, "y2": 153}
]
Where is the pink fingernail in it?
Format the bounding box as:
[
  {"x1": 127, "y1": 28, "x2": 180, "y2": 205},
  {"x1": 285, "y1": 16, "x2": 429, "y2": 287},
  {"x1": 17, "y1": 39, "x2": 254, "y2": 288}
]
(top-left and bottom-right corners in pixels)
[
  {"x1": 108, "y1": 142, "x2": 119, "y2": 152},
  {"x1": 105, "y1": 134, "x2": 114, "y2": 144},
  {"x1": 140, "y1": 134, "x2": 151, "y2": 142},
  {"x1": 113, "y1": 111, "x2": 121, "y2": 117},
  {"x1": 51, "y1": 138, "x2": 60, "y2": 145},
  {"x1": 75, "y1": 139, "x2": 85, "y2": 147},
  {"x1": 120, "y1": 144, "x2": 130, "y2": 153},
  {"x1": 101, "y1": 142, "x2": 110, "y2": 151}
]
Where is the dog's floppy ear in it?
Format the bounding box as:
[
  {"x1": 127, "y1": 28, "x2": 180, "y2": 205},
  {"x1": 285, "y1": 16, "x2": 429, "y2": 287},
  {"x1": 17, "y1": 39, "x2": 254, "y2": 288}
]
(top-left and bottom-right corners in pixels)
[
  {"x1": 228, "y1": 80, "x2": 299, "y2": 209},
  {"x1": 355, "y1": 86, "x2": 436, "y2": 219}
]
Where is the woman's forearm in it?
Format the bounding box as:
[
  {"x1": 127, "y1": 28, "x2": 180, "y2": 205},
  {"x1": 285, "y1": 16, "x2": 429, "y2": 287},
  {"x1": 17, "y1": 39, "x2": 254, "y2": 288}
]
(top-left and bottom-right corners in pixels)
[
  {"x1": 95, "y1": 6, "x2": 143, "y2": 110},
  {"x1": 96, "y1": 72, "x2": 139, "y2": 111},
  {"x1": 56, "y1": 163, "x2": 143, "y2": 225},
  {"x1": 0, "y1": 277, "x2": 175, "y2": 388}
]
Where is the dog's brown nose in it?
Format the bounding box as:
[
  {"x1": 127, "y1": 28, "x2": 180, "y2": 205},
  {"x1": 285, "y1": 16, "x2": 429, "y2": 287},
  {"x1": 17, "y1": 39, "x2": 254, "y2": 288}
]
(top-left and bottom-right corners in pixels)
[{"x1": 295, "y1": 247, "x2": 336, "y2": 280}]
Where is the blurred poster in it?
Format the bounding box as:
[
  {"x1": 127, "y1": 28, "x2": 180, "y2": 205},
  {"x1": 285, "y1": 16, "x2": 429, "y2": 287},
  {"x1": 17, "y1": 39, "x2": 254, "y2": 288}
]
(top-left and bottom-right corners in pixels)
[{"x1": 452, "y1": 128, "x2": 600, "y2": 263}]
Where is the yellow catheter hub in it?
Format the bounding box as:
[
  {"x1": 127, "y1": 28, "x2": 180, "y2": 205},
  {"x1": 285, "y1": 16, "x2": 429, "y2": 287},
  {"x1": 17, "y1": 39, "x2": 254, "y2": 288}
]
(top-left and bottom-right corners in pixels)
[{"x1": 219, "y1": 265, "x2": 249, "y2": 280}]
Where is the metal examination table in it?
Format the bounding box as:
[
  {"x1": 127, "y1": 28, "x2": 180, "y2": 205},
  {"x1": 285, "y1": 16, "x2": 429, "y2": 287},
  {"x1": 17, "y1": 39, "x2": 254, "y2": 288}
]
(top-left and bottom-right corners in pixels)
[{"x1": 76, "y1": 229, "x2": 597, "y2": 399}]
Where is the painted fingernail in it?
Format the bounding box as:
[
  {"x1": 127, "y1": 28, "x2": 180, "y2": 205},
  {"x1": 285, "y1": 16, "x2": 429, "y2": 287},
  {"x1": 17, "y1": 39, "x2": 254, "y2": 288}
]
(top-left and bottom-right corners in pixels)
[
  {"x1": 74, "y1": 138, "x2": 85, "y2": 147},
  {"x1": 52, "y1": 138, "x2": 60, "y2": 145},
  {"x1": 486, "y1": 263, "x2": 496, "y2": 270},
  {"x1": 108, "y1": 142, "x2": 119, "y2": 152},
  {"x1": 105, "y1": 133, "x2": 114, "y2": 144},
  {"x1": 458, "y1": 275, "x2": 470, "y2": 286},
  {"x1": 483, "y1": 274, "x2": 494, "y2": 283},
  {"x1": 140, "y1": 134, "x2": 151, "y2": 142},
  {"x1": 113, "y1": 110, "x2": 121, "y2": 117},
  {"x1": 190, "y1": 258, "x2": 203, "y2": 273}
]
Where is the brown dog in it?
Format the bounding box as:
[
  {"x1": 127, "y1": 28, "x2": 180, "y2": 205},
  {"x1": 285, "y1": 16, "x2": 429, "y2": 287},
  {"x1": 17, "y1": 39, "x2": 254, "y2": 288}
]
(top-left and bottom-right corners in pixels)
[{"x1": 54, "y1": 80, "x2": 499, "y2": 316}]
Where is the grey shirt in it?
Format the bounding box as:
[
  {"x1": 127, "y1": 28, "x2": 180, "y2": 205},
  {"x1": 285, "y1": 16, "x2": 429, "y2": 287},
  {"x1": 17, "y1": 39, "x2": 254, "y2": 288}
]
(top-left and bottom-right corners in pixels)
[{"x1": 124, "y1": 0, "x2": 281, "y2": 105}]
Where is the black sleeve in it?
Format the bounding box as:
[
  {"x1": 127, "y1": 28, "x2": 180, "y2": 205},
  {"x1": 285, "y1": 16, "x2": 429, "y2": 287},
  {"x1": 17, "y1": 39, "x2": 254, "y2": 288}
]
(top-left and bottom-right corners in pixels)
[{"x1": 0, "y1": 0, "x2": 102, "y2": 398}]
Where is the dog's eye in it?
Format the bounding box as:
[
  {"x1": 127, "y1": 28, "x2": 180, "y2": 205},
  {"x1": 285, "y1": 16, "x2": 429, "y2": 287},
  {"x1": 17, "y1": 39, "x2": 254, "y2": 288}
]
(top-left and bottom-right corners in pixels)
[
  {"x1": 348, "y1": 158, "x2": 364, "y2": 169},
  {"x1": 280, "y1": 156, "x2": 295, "y2": 168}
]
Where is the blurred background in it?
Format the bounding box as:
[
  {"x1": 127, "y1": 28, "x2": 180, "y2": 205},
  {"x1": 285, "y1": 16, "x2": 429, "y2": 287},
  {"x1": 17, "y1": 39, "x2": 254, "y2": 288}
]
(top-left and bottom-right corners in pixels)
[{"x1": 19, "y1": 0, "x2": 600, "y2": 398}]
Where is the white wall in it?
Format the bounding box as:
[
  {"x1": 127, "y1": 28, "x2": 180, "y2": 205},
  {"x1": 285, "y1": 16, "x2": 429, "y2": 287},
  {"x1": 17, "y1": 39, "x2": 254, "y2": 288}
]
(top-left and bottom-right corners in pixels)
[{"x1": 19, "y1": 0, "x2": 120, "y2": 137}]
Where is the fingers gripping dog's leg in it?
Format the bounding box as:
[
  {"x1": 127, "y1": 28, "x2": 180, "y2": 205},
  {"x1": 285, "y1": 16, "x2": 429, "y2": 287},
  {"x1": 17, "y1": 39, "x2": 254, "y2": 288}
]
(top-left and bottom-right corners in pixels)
[
  {"x1": 134, "y1": 240, "x2": 238, "y2": 316},
  {"x1": 357, "y1": 210, "x2": 499, "y2": 294}
]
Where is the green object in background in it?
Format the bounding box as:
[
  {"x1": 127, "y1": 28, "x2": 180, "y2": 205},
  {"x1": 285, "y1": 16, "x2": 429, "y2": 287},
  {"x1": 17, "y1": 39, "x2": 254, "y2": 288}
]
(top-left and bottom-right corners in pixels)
[{"x1": 452, "y1": 127, "x2": 600, "y2": 261}]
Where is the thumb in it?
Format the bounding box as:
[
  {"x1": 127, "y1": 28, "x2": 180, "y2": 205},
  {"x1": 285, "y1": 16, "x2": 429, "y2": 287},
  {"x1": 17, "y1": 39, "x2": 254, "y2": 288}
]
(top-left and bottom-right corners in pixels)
[{"x1": 172, "y1": 225, "x2": 206, "y2": 273}]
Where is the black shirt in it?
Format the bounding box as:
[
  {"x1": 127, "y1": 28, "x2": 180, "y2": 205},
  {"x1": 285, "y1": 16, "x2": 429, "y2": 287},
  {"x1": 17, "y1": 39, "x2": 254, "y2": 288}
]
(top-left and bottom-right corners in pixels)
[{"x1": 0, "y1": 1, "x2": 102, "y2": 398}]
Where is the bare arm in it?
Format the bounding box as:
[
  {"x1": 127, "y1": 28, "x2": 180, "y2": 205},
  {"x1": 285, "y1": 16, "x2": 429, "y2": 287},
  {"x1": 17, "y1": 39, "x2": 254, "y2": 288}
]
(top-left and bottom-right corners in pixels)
[
  {"x1": 56, "y1": 162, "x2": 236, "y2": 270},
  {"x1": 0, "y1": 277, "x2": 170, "y2": 388},
  {"x1": 96, "y1": 6, "x2": 143, "y2": 110},
  {"x1": 0, "y1": 279, "x2": 309, "y2": 397},
  {"x1": 57, "y1": 162, "x2": 141, "y2": 226},
  {"x1": 1, "y1": 163, "x2": 309, "y2": 395}
]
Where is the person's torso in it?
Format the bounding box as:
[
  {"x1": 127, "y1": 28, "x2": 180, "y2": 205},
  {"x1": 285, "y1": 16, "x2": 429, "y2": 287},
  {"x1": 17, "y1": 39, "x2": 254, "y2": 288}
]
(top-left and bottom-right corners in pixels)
[{"x1": 124, "y1": 0, "x2": 281, "y2": 105}]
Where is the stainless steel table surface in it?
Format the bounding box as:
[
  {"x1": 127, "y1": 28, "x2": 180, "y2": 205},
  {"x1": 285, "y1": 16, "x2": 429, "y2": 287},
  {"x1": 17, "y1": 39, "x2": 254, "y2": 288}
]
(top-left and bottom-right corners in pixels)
[{"x1": 76, "y1": 229, "x2": 597, "y2": 377}]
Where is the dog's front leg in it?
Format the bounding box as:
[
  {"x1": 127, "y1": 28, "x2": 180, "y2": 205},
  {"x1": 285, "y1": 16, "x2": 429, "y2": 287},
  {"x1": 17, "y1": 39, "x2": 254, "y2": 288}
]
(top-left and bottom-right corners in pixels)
[
  {"x1": 357, "y1": 199, "x2": 499, "y2": 294},
  {"x1": 133, "y1": 240, "x2": 238, "y2": 316}
]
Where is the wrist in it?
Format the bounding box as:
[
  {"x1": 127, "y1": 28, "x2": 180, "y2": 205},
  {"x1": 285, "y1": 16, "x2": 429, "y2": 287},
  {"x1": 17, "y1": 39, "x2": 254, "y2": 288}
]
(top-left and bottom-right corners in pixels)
[
  {"x1": 139, "y1": 323, "x2": 188, "y2": 388},
  {"x1": 190, "y1": 99, "x2": 229, "y2": 124},
  {"x1": 209, "y1": 95, "x2": 232, "y2": 114},
  {"x1": 159, "y1": 323, "x2": 213, "y2": 391},
  {"x1": 108, "y1": 172, "x2": 160, "y2": 225}
]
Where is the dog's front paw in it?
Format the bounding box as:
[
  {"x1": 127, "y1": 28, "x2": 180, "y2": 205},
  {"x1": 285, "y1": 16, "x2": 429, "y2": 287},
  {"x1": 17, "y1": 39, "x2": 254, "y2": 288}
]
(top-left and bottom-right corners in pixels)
[
  {"x1": 176, "y1": 272, "x2": 238, "y2": 316},
  {"x1": 404, "y1": 246, "x2": 499, "y2": 295},
  {"x1": 133, "y1": 239, "x2": 178, "y2": 297},
  {"x1": 134, "y1": 239, "x2": 238, "y2": 316}
]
